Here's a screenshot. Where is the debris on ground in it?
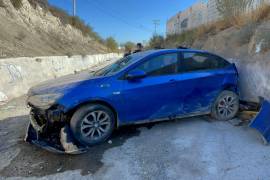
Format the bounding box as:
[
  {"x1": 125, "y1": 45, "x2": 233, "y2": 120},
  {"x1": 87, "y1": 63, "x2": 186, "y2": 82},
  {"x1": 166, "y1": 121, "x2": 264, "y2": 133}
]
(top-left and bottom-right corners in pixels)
[
  {"x1": 228, "y1": 118, "x2": 245, "y2": 126},
  {"x1": 249, "y1": 99, "x2": 270, "y2": 145},
  {"x1": 56, "y1": 166, "x2": 62, "y2": 172}
]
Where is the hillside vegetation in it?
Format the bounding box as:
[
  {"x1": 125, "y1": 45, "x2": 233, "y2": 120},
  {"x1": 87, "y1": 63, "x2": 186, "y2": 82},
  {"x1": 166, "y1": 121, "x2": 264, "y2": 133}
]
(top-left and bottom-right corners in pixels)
[
  {"x1": 150, "y1": 3, "x2": 270, "y2": 60},
  {"x1": 0, "y1": 0, "x2": 110, "y2": 58}
]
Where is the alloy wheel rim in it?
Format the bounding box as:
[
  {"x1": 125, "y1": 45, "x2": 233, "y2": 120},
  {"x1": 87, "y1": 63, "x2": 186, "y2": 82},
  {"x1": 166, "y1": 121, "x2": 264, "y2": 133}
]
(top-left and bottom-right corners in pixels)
[
  {"x1": 81, "y1": 110, "x2": 111, "y2": 140},
  {"x1": 217, "y1": 95, "x2": 238, "y2": 118}
]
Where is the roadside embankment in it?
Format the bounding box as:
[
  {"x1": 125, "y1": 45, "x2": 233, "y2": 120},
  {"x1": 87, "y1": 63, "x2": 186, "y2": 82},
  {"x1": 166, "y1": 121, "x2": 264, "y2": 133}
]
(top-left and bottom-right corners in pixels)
[
  {"x1": 0, "y1": 53, "x2": 121, "y2": 104},
  {"x1": 231, "y1": 58, "x2": 270, "y2": 103}
]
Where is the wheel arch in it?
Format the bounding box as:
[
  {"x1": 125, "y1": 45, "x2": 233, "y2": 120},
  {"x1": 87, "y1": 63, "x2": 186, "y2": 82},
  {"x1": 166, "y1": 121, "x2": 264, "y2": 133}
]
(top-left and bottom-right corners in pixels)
[
  {"x1": 222, "y1": 84, "x2": 239, "y2": 95},
  {"x1": 65, "y1": 99, "x2": 119, "y2": 128}
]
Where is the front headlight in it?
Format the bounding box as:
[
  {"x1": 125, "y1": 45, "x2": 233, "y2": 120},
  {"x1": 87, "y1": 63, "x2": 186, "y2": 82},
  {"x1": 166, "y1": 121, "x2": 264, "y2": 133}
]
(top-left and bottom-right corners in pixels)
[{"x1": 28, "y1": 94, "x2": 62, "y2": 109}]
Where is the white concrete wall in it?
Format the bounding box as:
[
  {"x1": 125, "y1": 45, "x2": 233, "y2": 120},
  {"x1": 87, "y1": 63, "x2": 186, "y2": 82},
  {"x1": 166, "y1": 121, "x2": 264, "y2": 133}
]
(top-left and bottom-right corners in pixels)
[
  {"x1": 231, "y1": 59, "x2": 270, "y2": 102},
  {"x1": 0, "y1": 53, "x2": 122, "y2": 104}
]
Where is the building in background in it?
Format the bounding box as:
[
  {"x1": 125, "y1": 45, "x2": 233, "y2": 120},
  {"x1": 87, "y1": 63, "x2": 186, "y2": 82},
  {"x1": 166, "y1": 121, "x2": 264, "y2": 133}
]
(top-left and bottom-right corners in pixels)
[
  {"x1": 207, "y1": 0, "x2": 220, "y2": 23},
  {"x1": 166, "y1": 0, "x2": 270, "y2": 36},
  {"x1": 166, "y1": 1, "x2": 207, "y2": 35}
]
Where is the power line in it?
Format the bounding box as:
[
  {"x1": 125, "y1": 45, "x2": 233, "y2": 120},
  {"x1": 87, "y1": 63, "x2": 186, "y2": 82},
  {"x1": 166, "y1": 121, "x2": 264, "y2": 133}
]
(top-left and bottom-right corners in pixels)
[{"x1": 85, "y1": 0, "x2": 152, "y2": 34}]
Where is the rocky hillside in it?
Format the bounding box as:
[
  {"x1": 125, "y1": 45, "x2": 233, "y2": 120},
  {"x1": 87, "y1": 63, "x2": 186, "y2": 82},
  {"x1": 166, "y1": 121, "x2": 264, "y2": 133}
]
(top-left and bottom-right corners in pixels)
[{"x1": 0, "y1": 0, "x2": 107, "y2": 58}]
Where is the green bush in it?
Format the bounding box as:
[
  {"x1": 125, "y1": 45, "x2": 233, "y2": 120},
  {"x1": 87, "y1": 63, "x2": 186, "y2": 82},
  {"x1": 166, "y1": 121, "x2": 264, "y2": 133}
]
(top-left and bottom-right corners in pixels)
[
  {"x1": 10, "y1": 0, "x2": 23, "y2": 10},
  {"x1": 105, "y1": 37, "x2": 118, "y2": 52},
  {"x1": 149, "y1": 35, "x2": 165, "y2": 49}
]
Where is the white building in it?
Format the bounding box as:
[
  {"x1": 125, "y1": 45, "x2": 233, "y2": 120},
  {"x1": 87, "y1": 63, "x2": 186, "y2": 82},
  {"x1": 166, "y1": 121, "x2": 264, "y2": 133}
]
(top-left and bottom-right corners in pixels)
[
  {"x1": 166, "y1": 0, "x2": 270, "y2": 35},
  {"x1": 207, "y1": 0, "x2": 221, "y2": 23},
  {"x1": 166, "y1": 1, "x2": 207, "y2": 35}
]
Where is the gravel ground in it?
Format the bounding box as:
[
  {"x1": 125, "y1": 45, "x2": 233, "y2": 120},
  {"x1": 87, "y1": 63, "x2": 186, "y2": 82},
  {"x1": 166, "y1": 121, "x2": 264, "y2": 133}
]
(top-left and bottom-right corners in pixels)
[{"x1": 0, "y1": 97, "x2": 269, "y2": 180}]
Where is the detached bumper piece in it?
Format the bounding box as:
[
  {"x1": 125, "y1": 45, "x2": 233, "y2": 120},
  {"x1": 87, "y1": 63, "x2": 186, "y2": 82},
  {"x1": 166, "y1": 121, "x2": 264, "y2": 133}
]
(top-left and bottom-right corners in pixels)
[
  {"x1": 24, "y1": 109, "x2": 88, "y2": 154},
  {"x1": 249, "y1": 99, "x2": 270, "y2": 145}
]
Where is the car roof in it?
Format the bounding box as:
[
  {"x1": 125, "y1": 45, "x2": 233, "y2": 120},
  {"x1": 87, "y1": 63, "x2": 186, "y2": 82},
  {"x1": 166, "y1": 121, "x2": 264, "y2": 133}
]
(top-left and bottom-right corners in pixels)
[
  {"x1": 130, "y1": 48, "x2": 211, "y2": 60},
  {"x1": 133, "y1": 49, "x2": 210, "y2": 57}
]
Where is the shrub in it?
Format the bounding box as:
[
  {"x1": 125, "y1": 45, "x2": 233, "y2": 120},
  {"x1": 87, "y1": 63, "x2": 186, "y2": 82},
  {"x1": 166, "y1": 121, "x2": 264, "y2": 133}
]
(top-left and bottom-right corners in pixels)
[
  {"x1": 105, "y1": 37, "x2": 118, "y2": 52},
  {"x1": 69, "y1": 16, "x2": 92, "y2": 36},
  {"x1": 48, "y1": 6, "x2": 103, "y2": 40},
  {"x1": 10, "y1": 0, "x2": 23, "y2": 10},
  {"x1": 123, "y1": 41, "x2": 135, "y2": 51},
  {"x1": 250, "y1": 3, "x2": 270, "y2": 23},
  {"x1": 49, "y1": 6, "x2": 70, "y2": 25},
  {"x1": 149, "y1": 35, "x2": 165, "y2": 49}
]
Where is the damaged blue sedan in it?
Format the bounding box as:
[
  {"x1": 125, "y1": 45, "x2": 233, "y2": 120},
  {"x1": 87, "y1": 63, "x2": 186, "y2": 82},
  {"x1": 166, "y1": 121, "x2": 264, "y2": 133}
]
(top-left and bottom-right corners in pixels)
[{"x1": 25, "y1": 49, "x2": 239, "y2": 153}]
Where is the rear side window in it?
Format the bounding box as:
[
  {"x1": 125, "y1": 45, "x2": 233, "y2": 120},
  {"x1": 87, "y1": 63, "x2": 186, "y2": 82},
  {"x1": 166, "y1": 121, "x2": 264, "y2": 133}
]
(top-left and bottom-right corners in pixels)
[
  {"x1": 133, "y1": 53, "x2": 178, "y2": 76},
  {"x1": 181, "y1": 52, "x2": 230, "y2": 73}
]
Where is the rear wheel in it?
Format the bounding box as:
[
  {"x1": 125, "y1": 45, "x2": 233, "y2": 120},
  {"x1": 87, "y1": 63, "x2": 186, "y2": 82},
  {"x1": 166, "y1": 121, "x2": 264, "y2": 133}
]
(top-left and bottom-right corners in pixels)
[
  {"x1": 211, "y1": 90, "x2": 239, "y2": 121},
  {"x1": 70, "y1": 104, "x2": 115, "y2": 146}
]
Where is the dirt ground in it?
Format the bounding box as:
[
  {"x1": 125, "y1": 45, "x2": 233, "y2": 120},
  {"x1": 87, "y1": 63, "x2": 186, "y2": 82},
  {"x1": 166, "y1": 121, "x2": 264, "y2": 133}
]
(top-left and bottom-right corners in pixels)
[{"x1": 0, "y1": 96, "x2": 270, "y2": 180}]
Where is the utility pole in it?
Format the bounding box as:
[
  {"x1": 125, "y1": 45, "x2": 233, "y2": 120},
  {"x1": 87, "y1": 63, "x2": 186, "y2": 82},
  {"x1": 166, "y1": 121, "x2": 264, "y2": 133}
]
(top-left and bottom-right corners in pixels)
[
  {"x1": 73, "y1": 0, "x2": 76, "y2": 16},
  {"x1": 153, "y1": 20, "x2": 160, "y2": 35}
]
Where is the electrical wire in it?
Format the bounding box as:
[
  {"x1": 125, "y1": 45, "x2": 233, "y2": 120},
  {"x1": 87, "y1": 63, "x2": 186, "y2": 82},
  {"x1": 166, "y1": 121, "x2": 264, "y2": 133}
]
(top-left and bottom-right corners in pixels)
[{"x1": 85, "y1": 0, "x2": 153, "y2": 33}]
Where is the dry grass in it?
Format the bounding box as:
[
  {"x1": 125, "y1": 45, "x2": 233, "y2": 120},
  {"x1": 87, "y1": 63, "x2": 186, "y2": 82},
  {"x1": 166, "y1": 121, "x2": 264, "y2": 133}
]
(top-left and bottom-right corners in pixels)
[
  {"x1": 48, "y1": 6, "x2": 70, "y2": 25},
  {"x1": 232, "y1": 3, "x2": 270, "y2": 27},
  {"x1": 28, "y1": 0, "x2": 48, "y2": 9},
  {"x1": 250, "y1": 3, "x2": 270, "y2": 23},
  {"x1": 10, "y1": 0, "x2": 23, "y2": 10},
  {"x1": 166, "y1": 3, "x2": 270, "y2": 48},
  {"x1": 48, "y1": 6, "x2": 103, "y2": 41}
]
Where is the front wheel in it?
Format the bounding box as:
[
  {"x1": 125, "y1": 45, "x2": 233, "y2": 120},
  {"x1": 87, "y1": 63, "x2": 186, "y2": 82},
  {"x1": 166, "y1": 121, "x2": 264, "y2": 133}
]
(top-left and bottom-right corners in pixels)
[
  {"x1": 211, "y1": 90, "x2": 239, "y2": 121},
  {"x1": 70, "y1": 104, "x2": 115, "y2": 146}
]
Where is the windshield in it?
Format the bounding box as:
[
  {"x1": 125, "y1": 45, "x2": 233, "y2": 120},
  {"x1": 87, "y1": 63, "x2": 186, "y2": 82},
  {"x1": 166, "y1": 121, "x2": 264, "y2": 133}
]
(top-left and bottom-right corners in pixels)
[{"x1": 94, "y1": 56, "x2": 135, "y2": 76}]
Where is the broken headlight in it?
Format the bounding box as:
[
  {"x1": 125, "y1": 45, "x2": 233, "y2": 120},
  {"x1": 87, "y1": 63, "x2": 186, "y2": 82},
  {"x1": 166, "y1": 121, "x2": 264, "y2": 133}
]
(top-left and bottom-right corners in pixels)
[{"x1": 28, "y1": 94, "x2": 62, "y2": 109}]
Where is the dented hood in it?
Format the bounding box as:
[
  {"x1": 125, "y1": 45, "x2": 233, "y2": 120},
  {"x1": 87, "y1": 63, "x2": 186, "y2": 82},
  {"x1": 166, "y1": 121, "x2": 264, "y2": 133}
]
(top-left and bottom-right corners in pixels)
[{"x1": 28, "y1": 72, "x2": 103, "y2": 96}]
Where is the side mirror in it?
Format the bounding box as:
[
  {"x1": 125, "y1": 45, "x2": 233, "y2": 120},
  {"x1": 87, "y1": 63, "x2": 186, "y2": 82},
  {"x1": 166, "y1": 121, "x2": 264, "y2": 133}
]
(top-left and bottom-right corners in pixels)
[{"x1": 126, "y1": 70, "x2": 146, "y2": 80}]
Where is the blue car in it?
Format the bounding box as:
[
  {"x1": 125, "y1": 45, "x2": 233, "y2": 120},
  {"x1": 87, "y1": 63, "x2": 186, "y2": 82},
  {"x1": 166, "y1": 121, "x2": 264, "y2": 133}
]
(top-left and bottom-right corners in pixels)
[{"x1": 25, "y1": 49, "x2": 239, "y2": 152}]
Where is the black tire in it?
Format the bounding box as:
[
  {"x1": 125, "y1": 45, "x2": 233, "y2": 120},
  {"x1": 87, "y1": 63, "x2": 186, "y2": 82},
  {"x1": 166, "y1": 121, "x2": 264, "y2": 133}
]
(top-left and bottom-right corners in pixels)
[
  {"x1": 70, "y1": 104, "x2": 115, "y2": 146},
  {"x1": 211, "y1": 90, "x2": 239, "y2": 121}
]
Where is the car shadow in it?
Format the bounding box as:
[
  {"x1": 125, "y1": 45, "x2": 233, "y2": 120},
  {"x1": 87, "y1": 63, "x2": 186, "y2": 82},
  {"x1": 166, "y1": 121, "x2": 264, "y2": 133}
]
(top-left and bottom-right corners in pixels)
[
  {"x1": 0, "y1": 113, "x2": 217, "y2": 178},
  {"x1": 0, "y1": 115, "x2": 155, "y2": 177}
]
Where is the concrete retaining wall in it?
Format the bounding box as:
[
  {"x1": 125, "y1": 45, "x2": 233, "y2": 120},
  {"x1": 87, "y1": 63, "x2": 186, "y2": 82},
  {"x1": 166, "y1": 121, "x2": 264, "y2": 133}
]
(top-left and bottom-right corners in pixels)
[
  {"x1": 0, "y1": 53, "x2": 121, "y2": 104},
  {"x1": 0, "y1": 53, "x2": 269, "y2": 104},
  {"x1": 232, "y1": 59, "x2": 270, "y2": 102}
]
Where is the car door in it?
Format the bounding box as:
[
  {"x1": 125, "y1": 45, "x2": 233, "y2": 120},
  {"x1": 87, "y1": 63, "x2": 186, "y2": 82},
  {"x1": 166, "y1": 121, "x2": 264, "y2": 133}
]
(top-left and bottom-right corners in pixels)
[
  {"x1": 121, "y1": 52, "x2": 182, "y2": 123},
  {"x1": 174, "y1": 51, "x2": 232, "y2": 116}
]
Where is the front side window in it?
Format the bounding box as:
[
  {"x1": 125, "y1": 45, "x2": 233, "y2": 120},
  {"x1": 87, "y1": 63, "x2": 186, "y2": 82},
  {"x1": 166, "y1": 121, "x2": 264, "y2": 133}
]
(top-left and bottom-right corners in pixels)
[
  {"x1": 181, "y1": 52, "x2": 230, "y2": 73},
  {"x1": 94, "y1": 56, "x2": 134, "y2": 76},
  {"x1": 133, "y1": 53, "x2": 178, "y2": 77}
]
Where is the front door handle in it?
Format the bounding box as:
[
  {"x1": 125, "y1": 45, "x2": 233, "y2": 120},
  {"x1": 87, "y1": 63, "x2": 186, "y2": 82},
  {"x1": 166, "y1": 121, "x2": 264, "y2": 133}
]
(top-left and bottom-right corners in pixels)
[{"x1": 169, "y1": 79, "x2": 176, "y2": 83}]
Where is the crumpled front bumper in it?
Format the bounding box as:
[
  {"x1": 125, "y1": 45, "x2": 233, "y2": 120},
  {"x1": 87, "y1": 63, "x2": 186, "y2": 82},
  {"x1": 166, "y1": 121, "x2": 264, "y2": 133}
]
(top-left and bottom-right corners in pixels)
[
  {"x1": 249, "y1": 99, "x2": 270, "y2": 145},
  {"x1": 24, "y1": 109, "x2": 87, "y2": 154}
]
